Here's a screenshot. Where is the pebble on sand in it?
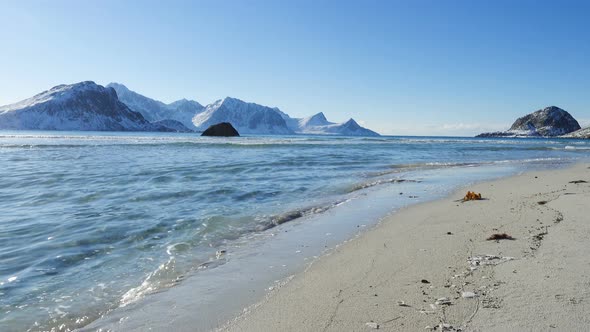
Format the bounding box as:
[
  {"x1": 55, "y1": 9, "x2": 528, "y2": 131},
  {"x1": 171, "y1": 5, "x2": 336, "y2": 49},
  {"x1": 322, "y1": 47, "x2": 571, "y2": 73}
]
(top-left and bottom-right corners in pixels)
[
  {"x1": 461, "y1": 291, "x2": 478, "y2": 298},
  {"x1": 366, "y1": 321, "x2": 379, "y2": 329}
]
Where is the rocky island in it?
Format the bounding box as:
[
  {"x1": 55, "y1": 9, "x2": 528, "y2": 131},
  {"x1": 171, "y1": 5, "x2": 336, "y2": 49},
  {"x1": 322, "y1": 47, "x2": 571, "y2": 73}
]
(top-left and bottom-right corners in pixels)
[
  {"x1": 201, "y1": 122, "x2": 240, "y2": 137},
  {"x1": 477, "y1": 106, "x2": 581, "y2": 138}
]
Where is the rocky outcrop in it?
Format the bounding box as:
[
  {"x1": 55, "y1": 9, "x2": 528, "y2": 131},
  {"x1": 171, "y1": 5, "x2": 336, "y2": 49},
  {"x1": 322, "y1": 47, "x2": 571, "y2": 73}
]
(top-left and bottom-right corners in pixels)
[
  {"x1": 477, "y1": 106, "x2": 580, "y2": 137},
  {"x1": 201, "y1": 122, "x2": 240, "y2": 137},
  {"x1": 476, "y1": 131, "x2": 515, "y2": 138},
  {"x1": 0, "y1": 81, "x2": 182, "y2": 132}
]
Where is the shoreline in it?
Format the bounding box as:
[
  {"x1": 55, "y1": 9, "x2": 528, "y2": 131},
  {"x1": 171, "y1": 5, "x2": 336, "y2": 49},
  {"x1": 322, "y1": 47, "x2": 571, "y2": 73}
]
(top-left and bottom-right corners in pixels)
[
  {"x1": 82, "y1": 162, "x2": 539, "y2": 332},
  {"x1": 222, "y1": 163, "x2": 590, "y2": 331}
]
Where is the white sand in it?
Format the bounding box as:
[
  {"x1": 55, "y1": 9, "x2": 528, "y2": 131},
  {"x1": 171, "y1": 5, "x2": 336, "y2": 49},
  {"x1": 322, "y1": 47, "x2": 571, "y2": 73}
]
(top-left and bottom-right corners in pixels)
[{"x1": 223, "y1": 163, "x2": 590, "y2": 331}]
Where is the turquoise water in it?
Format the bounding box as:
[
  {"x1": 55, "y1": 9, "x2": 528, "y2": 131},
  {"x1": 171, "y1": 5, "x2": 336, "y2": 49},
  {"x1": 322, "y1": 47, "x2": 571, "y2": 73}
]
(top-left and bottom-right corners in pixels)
[{"x1": 0, "y1": 131, "x2": 589, "y2": 331}]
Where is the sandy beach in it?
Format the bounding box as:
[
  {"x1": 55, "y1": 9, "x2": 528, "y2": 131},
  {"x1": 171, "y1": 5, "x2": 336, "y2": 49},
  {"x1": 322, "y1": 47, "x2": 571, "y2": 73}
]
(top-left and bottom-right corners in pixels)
[{"x1": 223, "y1": 163, "x2": 590, "y2": 332}]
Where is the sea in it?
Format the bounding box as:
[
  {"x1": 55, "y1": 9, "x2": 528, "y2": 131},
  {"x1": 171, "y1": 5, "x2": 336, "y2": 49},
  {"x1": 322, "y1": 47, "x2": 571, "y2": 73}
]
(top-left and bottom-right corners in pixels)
[{"x1": 1, "y1": 131, "x2": 589, "y2": 332}]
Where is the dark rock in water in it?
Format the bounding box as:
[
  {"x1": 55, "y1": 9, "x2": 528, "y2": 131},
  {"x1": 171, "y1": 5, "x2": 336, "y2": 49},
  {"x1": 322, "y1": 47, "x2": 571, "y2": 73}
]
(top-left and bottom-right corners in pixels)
[
  {"x1": 476, "y1": 131, "x2": 516, "y2": 138},
  {"x1": 509, "y1": 106, "x2": 580, "y2": 136},
  {"x1": 201, "y1": 122, "x2": 240, "y2": 137},
  {"x1": 477, "y1": 106, "x2": 580, "y2": 137}
]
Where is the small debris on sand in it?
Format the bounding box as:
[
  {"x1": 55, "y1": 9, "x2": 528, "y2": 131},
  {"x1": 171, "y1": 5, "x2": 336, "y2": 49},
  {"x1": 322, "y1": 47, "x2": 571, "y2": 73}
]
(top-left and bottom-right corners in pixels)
[
  {"x1": 569, "y1": 180, "x2": 587, "y2": 184},
  {"x1": 538, "y1": 200, "x2": 548, "y2": 205},
  {"x1": 446, "y1": 231, "x2": 453, "y2": 235},
  {"x1": 366, "y1": 321, "x2": 379, "y2": 329},
  {"x1": 461, "y1": 291, "x2": 478, "y2": 298},
  {"x1": 435, "y1": 297, "x2": 451, "y2": 305},
  {"x1": 437, "y1": 323, "x2": 454, "y2": 331},
  {"x1": 463, "y1": 191, "x2": 482, "y2": 201},
  {"x1": 397, "y1": 300, "x2": 410, "y2": 307},
  {"x1": 421, "y1": 279, "x2": 430, "y2": 284},
  {"x1": 468, "y1": 255, "x2": 514, "y2": 267},
  {"x1": 486, "y1": 233, "x2": 514, "y2": 241},
  {"x1": 215, "y1": 250, "x2": 227, "y2": 259}
]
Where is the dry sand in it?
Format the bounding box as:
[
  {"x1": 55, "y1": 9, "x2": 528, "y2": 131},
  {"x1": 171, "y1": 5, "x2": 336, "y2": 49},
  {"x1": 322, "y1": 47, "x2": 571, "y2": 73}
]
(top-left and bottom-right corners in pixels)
[{"x1": 222, "y1": 163, "x2": 590, "y2": 331}]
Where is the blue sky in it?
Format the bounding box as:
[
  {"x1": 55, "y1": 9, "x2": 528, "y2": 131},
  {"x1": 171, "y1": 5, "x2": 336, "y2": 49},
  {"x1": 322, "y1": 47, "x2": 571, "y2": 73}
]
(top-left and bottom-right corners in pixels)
[{"x1": 1, "y1": 0, "x2": 589, "y2": 136}]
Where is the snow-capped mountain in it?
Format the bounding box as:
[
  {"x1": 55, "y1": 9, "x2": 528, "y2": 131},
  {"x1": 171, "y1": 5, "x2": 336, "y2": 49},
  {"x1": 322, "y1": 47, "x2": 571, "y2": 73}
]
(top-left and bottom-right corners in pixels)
[
  {"x1": 306, "y1": 118, "x2": 380, "y2": 136},
  {"x1": 0, "y1": 81, "x2": 189, "y2": 132},
  {"x1": 477, "y1": 106, "x2": 580, "y2": 137},
  {"x1": 299, "y1": 112, "x2": 332, "y2": 128},
  {"x1": 0, "y1": 81, "x2": 380, "y2": 136},
  {"x1": 107, "y1": 83, "x2": 203, "y2": 130},
  {"x1": 192, "y1": 97, "x2": 294, "y2": 135},
  {"x1": 278, "y1": 111, "x2": 379, "y2": 136}
]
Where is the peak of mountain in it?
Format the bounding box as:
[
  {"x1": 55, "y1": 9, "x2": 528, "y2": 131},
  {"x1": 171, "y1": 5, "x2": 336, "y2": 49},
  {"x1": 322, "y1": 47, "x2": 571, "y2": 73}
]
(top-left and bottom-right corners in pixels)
[
  {"x1": 299, "y1": 112, "x2": 331, "y2": 128},
  {"x1": 105, "y1": 82, "x2": 129, "y2": 92},
  {"x1": 168, "y1": 98, "x2": 202, "y2": 108},
  {"x1": 477, "y1": 106, "x2": 580, "y2": 137},
  {"x1": 107, "y1": 83, "x2": 203, "y2": 130},
  {"x1": 279, "y1": 110, "x2": 379, "y2": 136},
  {"x1": 167, "y1": 99, "x2": 204, "y2": 115},
  {"x1": 317, "y1": 118, "x2": 379, "y2": 136},
  {"x1": 106, "y1": 82, "x2": 167, "y2": 119},
  {"x1": 192, "y1": 97, "x2": 293, "y2": 135},
  {"x1": 343, "y1": 118, "x2": 358, "y2": 126},
  {"x1": 0, "y1": 81, "x2": 187, "y2": 132}
]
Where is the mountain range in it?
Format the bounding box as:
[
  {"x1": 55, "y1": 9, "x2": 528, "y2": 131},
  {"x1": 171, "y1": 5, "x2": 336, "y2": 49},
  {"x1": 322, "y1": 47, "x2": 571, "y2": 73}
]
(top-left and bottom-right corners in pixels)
[
  {"x1": 110, "y1": 83, "x2": 379, "y2": 136},
  {"x1": 107, "y1": 83, "x2": 203, "y2": 131},
  {"x1": 0, "y1": 81, "x2": 380, "y2": 136}
]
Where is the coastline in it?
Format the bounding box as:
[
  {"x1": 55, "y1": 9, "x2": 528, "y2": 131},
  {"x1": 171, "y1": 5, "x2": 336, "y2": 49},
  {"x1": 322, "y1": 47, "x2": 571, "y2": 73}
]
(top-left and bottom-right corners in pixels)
[
  {"x1": 82, "y1": 162, "x2": 539, "y2": 332},
  {"x1": 8, "y1": 132, "x2": 588, "y2": 332},
  {"x1": 222, "y1": 163, "x2": 590, "y2": 331}
]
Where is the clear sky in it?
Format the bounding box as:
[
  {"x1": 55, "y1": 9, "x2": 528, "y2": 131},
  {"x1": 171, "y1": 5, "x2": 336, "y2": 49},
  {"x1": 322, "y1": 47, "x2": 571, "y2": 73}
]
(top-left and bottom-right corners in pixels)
[{"x1": 1, "y1": 0, "x2": 589, "y2": 136}]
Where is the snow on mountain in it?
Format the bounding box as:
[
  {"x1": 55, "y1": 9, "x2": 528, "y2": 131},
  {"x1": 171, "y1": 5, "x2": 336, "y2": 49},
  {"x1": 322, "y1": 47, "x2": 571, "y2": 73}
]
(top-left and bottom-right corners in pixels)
[
  {"x1": 151, "y1": 119, "x2": 194, "y2": 133},
  {"x1": 0, "y1": 81, "x2": 187, "y2": 132},
  {"x1": 303, "y1": 118, "x2": 380, "y2": 136},
  {"x1": 477, "y1": 106, "x2": 580, "y2": 137},
  {"x1": 562, "y1": 126, "x2": 590, "y2": 138},
  {"x1": 107, "y1": 83, "x2": 203, "y2": 130},
  {"x1": 201, "y1": 99, "x2": 379, "y2": 136},
  {"x1": 192, "y1": 97, "x2": 294, "y2": 135},
  {"x1": 279, "y1": 111, "x2": 379, "y2": 136},
  {"x1": 299, "y1": 112, "x2": 332, "y2": 128},
  {"x1": 0, "y1": 81, "x2": 380, "y2": 136}
]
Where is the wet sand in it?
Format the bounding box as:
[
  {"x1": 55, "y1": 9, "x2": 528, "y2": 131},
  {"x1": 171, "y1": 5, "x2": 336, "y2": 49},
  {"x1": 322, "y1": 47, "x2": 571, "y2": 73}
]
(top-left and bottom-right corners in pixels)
[{"x1": 222, "y1": 163, "x2": 590, "y2": 331}]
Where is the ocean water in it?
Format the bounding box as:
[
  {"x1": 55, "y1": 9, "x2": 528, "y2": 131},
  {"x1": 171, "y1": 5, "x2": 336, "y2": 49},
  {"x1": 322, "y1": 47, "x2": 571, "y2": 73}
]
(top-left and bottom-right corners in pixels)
[{"x1": 0, "y1": 131, "x2": 589, "y2": 331}]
